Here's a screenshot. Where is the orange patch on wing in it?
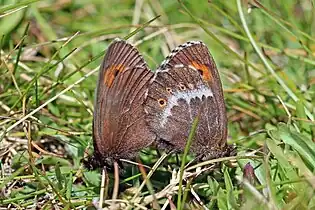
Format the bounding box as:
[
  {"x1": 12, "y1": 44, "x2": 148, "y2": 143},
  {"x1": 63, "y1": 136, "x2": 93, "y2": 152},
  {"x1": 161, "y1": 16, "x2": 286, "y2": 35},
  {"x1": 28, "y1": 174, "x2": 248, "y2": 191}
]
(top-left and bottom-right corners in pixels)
[
  {"x1": 103, "y1": 64, "x2": 125, "y2": 87},
  {"x1": 191, "y1": 61, "x2": 212, "y2": 82}
]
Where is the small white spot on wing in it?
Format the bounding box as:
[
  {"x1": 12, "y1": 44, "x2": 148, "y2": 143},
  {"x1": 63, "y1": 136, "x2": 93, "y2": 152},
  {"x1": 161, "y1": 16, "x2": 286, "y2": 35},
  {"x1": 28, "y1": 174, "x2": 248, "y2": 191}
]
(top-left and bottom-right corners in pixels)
[
  {"x1": 158, "y1": 68, "x2": 170, "y2": 72},
  {"x1": 188, "y1": 65, "x2": 197, "y2": 71},
  {"x1": 174, "y1": 64, "x2": 184, "y2": 68},
  {"x1": 187, "y1": 83, "x2": 194, "y2": 89},
  {"x1": 144, "y1": 89, "x2": 149, "y2": 99}
]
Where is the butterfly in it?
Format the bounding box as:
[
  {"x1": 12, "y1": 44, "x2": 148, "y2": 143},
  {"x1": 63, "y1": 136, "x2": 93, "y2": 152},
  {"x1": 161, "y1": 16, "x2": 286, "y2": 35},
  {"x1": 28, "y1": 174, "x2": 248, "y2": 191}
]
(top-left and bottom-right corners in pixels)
[
  {"x1": 87, "y1": 39, "x2": 233, "y2": 169},
  {"x1": 144, "y1": 41, "x2": 233, "y2": 160},
  {"x1": 87, "y1": 39, "x2": 156, "y2": 169}
]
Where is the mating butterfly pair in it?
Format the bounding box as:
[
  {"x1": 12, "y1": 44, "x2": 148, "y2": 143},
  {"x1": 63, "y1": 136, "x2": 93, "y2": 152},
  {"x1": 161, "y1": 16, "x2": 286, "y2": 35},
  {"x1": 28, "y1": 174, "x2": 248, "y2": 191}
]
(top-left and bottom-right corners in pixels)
[{"x1": 89, "y1": 38, "x2": 233, "y2": 169}]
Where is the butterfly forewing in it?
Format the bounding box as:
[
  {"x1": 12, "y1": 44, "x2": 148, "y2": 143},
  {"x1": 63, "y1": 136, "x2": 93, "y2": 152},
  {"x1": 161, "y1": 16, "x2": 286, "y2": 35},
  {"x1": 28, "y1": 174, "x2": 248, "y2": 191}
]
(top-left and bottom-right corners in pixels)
[{"x1": 92, "y1": 39, "x2": 155, "y2": 168}]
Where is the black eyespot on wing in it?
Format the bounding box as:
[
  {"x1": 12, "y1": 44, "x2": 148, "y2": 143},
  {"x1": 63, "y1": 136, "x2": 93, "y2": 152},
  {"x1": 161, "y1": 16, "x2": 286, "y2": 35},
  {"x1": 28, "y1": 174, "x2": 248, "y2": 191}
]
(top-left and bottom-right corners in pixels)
[
  {"x1": 158, "y1": 98, "x2": 167, "y2": 107},
  {"x1": 179, "y1": 84, "x2": 186, "y2": 91},
  {"x1": 114, "y1": 69, "x2": 119, "y2": 77},
  {"x1": 166, "y1": 87, "x2": 172, "y2": 94}
]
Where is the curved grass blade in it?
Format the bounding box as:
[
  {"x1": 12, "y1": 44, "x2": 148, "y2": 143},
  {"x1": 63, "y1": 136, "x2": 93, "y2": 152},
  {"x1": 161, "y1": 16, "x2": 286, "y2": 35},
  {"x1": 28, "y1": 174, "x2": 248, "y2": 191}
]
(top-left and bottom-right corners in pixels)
[{"x1": 177, "y1": 114, "x2": 200, "y2": 210}]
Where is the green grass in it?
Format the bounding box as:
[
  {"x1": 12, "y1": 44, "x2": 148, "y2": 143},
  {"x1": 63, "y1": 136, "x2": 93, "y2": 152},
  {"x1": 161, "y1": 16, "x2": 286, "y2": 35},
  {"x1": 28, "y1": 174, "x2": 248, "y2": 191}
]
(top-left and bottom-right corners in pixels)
[{"x1": 0, "y1": 0, "x2": 314, "y2": 209}]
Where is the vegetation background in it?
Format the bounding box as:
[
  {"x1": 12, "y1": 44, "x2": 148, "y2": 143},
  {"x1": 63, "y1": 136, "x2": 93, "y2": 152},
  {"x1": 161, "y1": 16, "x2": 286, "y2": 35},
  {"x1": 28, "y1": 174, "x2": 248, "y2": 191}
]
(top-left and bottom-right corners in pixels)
[{"x1": 0, "y1": 0, "x2": 314, "y2": 209}]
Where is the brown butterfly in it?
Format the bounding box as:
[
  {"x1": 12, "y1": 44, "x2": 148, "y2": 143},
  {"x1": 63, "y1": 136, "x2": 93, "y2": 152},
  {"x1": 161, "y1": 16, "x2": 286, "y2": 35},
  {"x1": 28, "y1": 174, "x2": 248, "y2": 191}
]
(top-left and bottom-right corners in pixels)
[
  {"x1": 144, "y1": 41, "x2": 234, "y2": 160},
  {"x1": 87, "y1": 39, "x2": 156, "y2": 169},
  {"x1": 87, "y1": 39, "x2": 233, "y2": 169}
]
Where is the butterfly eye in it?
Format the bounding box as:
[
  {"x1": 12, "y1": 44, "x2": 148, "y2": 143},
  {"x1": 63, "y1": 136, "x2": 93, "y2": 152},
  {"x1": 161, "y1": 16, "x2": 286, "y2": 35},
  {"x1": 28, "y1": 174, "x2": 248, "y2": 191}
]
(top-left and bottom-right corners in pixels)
[{"x1": 158, "y1": 98, "x2": 167, "y2": 107}]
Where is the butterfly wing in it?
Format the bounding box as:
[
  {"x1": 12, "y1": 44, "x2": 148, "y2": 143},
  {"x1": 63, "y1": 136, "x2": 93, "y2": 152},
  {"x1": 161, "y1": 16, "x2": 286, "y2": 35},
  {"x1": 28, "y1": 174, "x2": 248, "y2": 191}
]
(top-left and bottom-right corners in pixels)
[
  {"x1": 145, "y1": 41, "x2": 228, "y2": 159},
  {"x1": 93, "y1": 39, "x2": 155, "y2": 166},
  {"x1": 159, "y1": 41, "x2": 226, "y2": 120}
]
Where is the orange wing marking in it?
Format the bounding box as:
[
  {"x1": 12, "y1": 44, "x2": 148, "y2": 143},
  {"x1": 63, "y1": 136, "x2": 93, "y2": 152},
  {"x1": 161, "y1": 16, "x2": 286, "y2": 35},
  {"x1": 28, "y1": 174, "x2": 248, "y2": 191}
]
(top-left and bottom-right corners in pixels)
[
  {"x1": 103, "y1": 64, "x2": 125, "y2": 87},
  {"x1": 191, "y1": 61, "x2": 212, "y2": 82}
]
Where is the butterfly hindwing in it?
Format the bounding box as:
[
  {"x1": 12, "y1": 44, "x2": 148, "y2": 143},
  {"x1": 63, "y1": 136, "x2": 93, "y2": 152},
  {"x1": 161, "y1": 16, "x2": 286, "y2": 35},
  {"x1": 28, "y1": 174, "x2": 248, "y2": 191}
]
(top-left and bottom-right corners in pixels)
[{"x1": 145, "y1": 41, "x2": 229, "y2": 160}]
